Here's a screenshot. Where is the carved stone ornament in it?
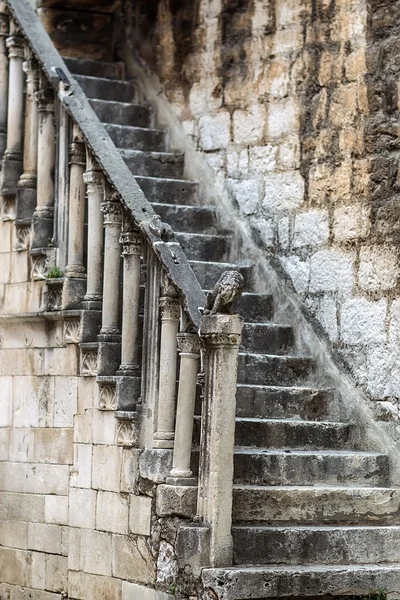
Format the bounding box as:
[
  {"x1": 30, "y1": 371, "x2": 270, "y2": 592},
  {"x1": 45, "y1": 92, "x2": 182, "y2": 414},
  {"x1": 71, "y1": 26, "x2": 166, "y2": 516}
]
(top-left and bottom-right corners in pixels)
[
  {"x1": 148, "y1": 214, "x2": 175, "y2": 241},
  {"x1": 100, "y1": 200, "x2": 123, "y2": 225},
  {"x1": 99, "y1": 384, "x2": 116, "y2": 410},
  {"x1": 200, "y1": 331, "x2": 241, "y2": 348},
  {"x1": 35, "y1": 86, "x2": 55, "y2": 113},
  {"x1": 161, "y1": 273, "x2": 179, "y2": 298},
  {"x1": 64, "y1": 319, "x2": 80, "y2": 344},
  {"x1": 6, "y1": 34, "x2": 24, "y2": 59},
  {"x1": 31, "y1": 254, "x2": 48, "y2": 281},
  {"x1": 15, "y1": 225, "x2": 31, "y2": 252},
  {"x1": 116, "y1": 418, "x2": 140, "y2": 448},
  {"x1": 159, "y1": 296, "x2": 180, "y2": 322},
  {"x1": 204, "y1": 270, "x2": 244, "y2": 315},
  {"x1": 83, "y1": 169, "x2": 104, "y2": 195},
  {"x1": 120, "y1": 230, "x2": 142, "y2": 256},
  {"x1": 69, "y1": 141, "x2": 86, "y2": 166},
  {"x1": 47, "y1": 285, "x2": 62, "y2": 311},
  {"x1": 2, "y1": 196, "x2": 15, "y2": 221},
  {"x1": 177, "y1": 332, "x2": 201, "y2": 356},
  {"x1": 81, "y1": 350, "x2": 98, "y2": 377}
]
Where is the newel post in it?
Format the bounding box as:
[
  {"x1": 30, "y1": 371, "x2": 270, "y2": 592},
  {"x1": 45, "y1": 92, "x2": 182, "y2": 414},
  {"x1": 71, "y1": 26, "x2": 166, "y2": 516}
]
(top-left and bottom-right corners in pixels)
[{"x1": 197, "y1": 313, "x2": 243, "y2": 567}]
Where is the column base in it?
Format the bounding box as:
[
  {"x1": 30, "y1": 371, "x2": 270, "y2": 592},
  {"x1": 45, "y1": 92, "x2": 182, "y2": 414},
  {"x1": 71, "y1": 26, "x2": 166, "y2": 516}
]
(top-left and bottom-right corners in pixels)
[
  {"x1": 62, "y1": 276, "x2": 87, "y2": 309},
  {"x1": 166, "y1": 475, "x2": 198, "y2": 487},
  {"x1": 1, "y1": 151, "x2": 23, "y2": 196},
  {"x1": 15, "y1": 185, "x2": 37, "y2": 224},
  {"x1": 153, "y1": 436, "x2": 175, "y2": 450},
  {"x1": 31, "y1": 214, "x2": 53, "y2": 250},
  {"x1": 115, "y1": 375, "x2": 141, "y2": 411},
  {"x1": 81, "y1": 299, "x2": 102, "y2": 311},
  {"x1": 97, "y1": 340, "x2": 121, "y2": 376}
]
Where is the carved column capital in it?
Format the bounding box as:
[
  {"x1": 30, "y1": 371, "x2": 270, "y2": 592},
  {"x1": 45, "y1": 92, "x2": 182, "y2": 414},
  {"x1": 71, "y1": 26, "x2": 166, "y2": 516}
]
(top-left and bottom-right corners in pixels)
[
  {"x1": 35, "y1": 86, "x2": 55, "y2": 113},
  {"x1": 159, "y1": 296, "x2": 181, "y2": 322},
  {"x1": 6, "y1": 34, "x2": 24, "y2": 59},
  {"x1": 177, "y1": 332, "x2": 200, "y2": 356},
  {"x1": 120, "y1": 231, "x2": 142, "y2": 256},
  {"x1": 69, "y1": 141, "x2": 86, "y2": 166},
  {"x1": 101, "y1": 200, "x2": 123, "y2": 225},
  {"x1": 83, "y1": 169, "x2": 104, "y2": 195},
  {"x1": 22, "y1": 48, "x2": 39, "y2": 81},
  {"x1": 200, "y1": 314, "x2": 243, "y2": 349}
]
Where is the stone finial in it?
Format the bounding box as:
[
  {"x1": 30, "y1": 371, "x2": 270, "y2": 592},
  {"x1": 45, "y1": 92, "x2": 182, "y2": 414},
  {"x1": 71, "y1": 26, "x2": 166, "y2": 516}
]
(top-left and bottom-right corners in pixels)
[
  {"x1": 203, "y1": 270, "x2": 244, "y2": 316},
  {"x1": 148, "y1": 214, "x2": 175, "y2": 242}
]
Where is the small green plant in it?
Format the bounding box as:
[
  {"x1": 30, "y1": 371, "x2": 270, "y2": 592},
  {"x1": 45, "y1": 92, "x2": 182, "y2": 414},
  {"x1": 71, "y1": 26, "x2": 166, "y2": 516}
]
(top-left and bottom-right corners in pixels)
[
  {"x1": 361, "y1": 591, "x2": 387, "y2": 600},
  {"x1": 47, "y1": 266, "x2": 64, "y2": 279},
  {"x1": 168, "y1": 584, "x2": 176, "y2": 595}
]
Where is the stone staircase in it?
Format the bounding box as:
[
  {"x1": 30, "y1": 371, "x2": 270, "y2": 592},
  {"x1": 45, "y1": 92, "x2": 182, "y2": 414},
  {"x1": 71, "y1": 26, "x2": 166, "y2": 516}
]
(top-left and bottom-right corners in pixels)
[{"x1": 62, "y1": 57, "x2": 400, "y2": 598}]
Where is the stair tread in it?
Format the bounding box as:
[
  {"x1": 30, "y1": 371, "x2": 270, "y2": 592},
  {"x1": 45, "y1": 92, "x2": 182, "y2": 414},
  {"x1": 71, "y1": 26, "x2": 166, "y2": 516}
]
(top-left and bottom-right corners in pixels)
[
  {"x1": 233, "y1": 448, "x2": 385, "y2": 457},
  {"x1": 104, "y1": 123, "x2": 164, "y2": 135},
  {"x1": 93, "y1": 98, "x2": 148, "y2": 110},
  {"x1": 204, "y1": 563, "x2": 400, "y2": 572},
  {"x1": 120, "y1": 148, "x2": 182, "y2": 159},
  {"x1": 74, "y1": 73, "x2": 132, "y2": 85},
  {"x1": 233, "y1": 524, "x2": 400, "y2": 530}
]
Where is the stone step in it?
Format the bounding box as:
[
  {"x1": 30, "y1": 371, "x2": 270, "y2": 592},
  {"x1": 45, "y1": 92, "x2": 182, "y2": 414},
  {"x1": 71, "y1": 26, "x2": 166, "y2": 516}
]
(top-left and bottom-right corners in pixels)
[
  {"x1": 104, "y1": 123, "x2": 166, "y2": 152},
  {"x1": 235, "y1": 293, "x2": 274, "y2": 323},
  {"x1": 236, "y1": 385, "x2": 334, "y2": 420},
  {"x1": 237, "y1": 353, "x2": 313, "y2": 386},
  {"x1": 201, "y1": 563, "x2": 400, "y2": 599},
  {"x1": 74, "y1": 74, "x2": 137, "y2": 102},
  {"x1": 135, "y1": 177, "x2": 199, "y2": 206},
  {"x1": 120, "y1": 149, "x2": 184, "y2": 178},
  {"x1": 176, "y1": 232, "x2": 231, "y2": 262},
  {"x1": 241, "y1": 323, "x2": 294, "y2": 354},
  {"x1": 151, "y1": 203, "x2": 217, "y2": 234},
  {"x1": 90, "y1": 99, "x2": 151, "y2": 127},
  {"x1": 233, "y1": 449, "x2": 388, "y2": 486},
  {"x1": 64, "y1": 57, "x2": 125, "y2": 79},
  {"x1": 232, "y1": 486, "x2": 400, "y2": 524},
  {"x1": 232, "y1": 525, "x2": 400, "y2": 566},
  {"x1": 189, "y1": 261, "x2": 253, "y2": 290},
  {"x1": 234, "y1": 419, "x2": 354, "y2": 450}
]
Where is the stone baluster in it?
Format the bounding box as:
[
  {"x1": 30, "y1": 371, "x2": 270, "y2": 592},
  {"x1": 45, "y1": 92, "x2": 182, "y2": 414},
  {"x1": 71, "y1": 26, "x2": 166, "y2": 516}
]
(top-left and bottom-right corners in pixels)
[
  {"x1": 153, "y1": 277, "x2": 180, "y2": 449},
  {"x1": 31, "y1": 73, "x2": 55, "y2": 249},
  {"x1": 0, "y1": 2, "x2": 9, "y2": 160},
  {"x1": 1, "y1": 18, "x2": 24, "y2": 214},
  {"x1": 119, "y1": 229, "x2": 142, "y2": 372},
  {"x1": 16, "y1": 46, "x2": 39, "y2": 228},
  {"x1": 167, "y1": 331, "x2": 200, "y2": 485},
  {"x1": 100, "y1": 190, "x2": 123, "y2": 337},
  {"x1": 65, "y1": 124, "x2": 86, "y2": 278},
  {"x1": 83, "y1": 152, "x2": 104, "y2": 308},
  {"x1": 197, "y1": 313, "x2": 243, "y2": 567}
]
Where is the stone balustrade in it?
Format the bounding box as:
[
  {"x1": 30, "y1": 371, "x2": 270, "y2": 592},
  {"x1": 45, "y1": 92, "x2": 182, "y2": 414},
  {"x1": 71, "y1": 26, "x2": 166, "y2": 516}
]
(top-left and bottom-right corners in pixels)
[{"x1": 0, "y1": 0, "x2": 244, "y2": 570}]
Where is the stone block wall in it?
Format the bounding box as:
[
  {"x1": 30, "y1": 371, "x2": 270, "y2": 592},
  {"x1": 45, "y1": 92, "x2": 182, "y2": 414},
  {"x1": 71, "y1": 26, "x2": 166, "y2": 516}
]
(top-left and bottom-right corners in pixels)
[
  {"x1": 123, "y1": 0, "x2": 400, "y2": 415},
  {"x1": 0, "y1": 221, "x2": 173, "y2": 599}
]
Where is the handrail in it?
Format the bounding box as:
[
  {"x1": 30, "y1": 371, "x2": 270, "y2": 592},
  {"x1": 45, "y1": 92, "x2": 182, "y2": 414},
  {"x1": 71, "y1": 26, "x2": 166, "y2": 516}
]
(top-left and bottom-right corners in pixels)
[{"x1": 5, "y1": 0, "x2": 205, "y2": 329}]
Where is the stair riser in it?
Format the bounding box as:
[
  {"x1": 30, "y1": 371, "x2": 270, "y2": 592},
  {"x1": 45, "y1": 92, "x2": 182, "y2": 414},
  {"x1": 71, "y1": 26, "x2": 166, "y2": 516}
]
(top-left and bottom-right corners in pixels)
[
  {"x1": 190, "y1": 263, "x2": 253, "y2": 291},
  {"x1": 104, "y1": 124, "x2": 166, "y2": 152},
  {"x1": 135, "y1": 177, "x2": 199, "y2": 206},
  {"x1": 241, "y1": 325, "x2": 294, "y2": 355},
  {"x1": 233, "y1": 527, "x2": 400, "y2": 566},
  {"x1": 123, "y1": 153, "x2": 184, "y2": 179},
  {"x1": 74, "y1": 75, "x2": 136, "y2": 102},
  {"x1": 233, "y1": 452, "x2": 388, "y2": 486},
  {"x1": 238, "y1": 354, "x2": 313, "y2": 386},
  {"x1": 234, "y1": 421, "x2": 353, "y2": 450},
  {"x1": 236, "y1": 387, "x2": 332, "y2": 420},
  {"x1": 176, "y1": 233, "x2": 230, "y2": 262},
  {"x1": 91, "y1": 100, "x2": 151, "y2": 127},
  {"x1": 233, "y1": 488, "x2": 400, "y2": 524},
  {"x1": 235, "y1": 295, "x2": 274, "y2": 323},
  {"x1": 152, "y1": 204, "x2": 217, "y2": 234},
  {"x1": 65, "y1": 58, "x2": 125, "y2": 79}
]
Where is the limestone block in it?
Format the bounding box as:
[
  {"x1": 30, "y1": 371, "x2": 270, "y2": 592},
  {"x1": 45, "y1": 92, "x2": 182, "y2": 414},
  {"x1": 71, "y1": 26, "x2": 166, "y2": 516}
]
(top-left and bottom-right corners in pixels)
[
  {"x1": 69, "y1": 487, "x2": 97, "y2": 529},
  {"x1": 272, "y1": 23, "x2": 303, "y2": 53},
  {"x1": 341, "y1": 298, "x2": 387, "y2": 346},
  {"x1": 12, "y1": 376, "x2": 40, "y2": 428},
  {"x1": 96, "y1": 491, "x2": 129, "y2": 534},
  {"x1": 32, "y1": 551, "x2": 46, "y2": 590},
  {"x1": 34, "y1": 428, "x2": 73, "y2": 464},
  {"x1": 227, "y1": 149, "x2": 249, "y2": 178},
  {"x1": 80, "y1": 528, "x2": 112, "y2": 576},
  {"x1": 251, "y1": 217, "x2": 275, "y2": 247},
  {"x1": 330, "y1": 84, "x2": 358, "y2": 127},
  {"x1": 0, "y1": 492, "x2": 45, "y2": 522},
  {"x1": 280, "y1": 256, "x2": 310, "y2": 294},
  {"x1": 4, "y1": 282, "x2": 47, "y2": 314},
  {"x1": 10, "y1": 250, "x2": 29, "y2": 284},
  {"x1": 122, "y1": 582, "x2": 155, "y2": 600},
  {"x1": 112, "y1": 534, "x2": 155, "y2": 583},
  {"x1": 230, "y1": 178, "x2": 261, "y2": 216},
  {"x1": 199, "y1": 112, "x2": 231, "y2": 151},
  {"x1": 278, "y1": 216, "x2": 290, "y2": 249},
  {"x1": 156, "y1": 484, "x2": 197, "y2": 519},
  {"x1": 45, "y1": 495, "x2": 69, "y2": 526},
  {"x1": 0, "y1": 520, "x2": 28, "y2": 549},
  {"x1": 92, "y1": 445, "x2": 122, "y2": 492},
  {"x1": 38, "y1": 377, "x2": 55, "y2": 428},
  {"x1": 276, "y1": 0, "x2": 305, "y2": 26},
  {"x1": 389, "y1": 300, "x2": 400, "y2": 346},
  {"x1": 0, "y1": 253, "x2": 11, "y2": 283},
  {"x1": 44, "y1": 346, "x2": 79, "y2": 377},
  {"x1": 68, "y1": 571, "x2": 121, "y2": 600},
  {"x1": 293, "y1": 210, "x2": 329, "y2": 248},
  {"x1": 267, "y1": 98, "x2": 299, "y2": 139},
  {"x1": 53, "y1": 376, "x2": 78, "y2": 427},
  {"x1": 139, "y1": 448, "x2": 173, "y2": 484},
  {"x1": 45, "y1": 554, "x2": 68, "y2": 593},
  {"x1": 129, "y1": 495, "x2": 152, "y2": 536},
  {"x1": 263, "y1": 171, "x2": 304, "y2": 212},
  {"x1": 68, "y1": 527, "x2": 80, "y2": 571},
  {"x1": 0, "y1": 375, "x2": 12, "y2": 426},
  {"x1": 267, "y1": 58, "x2": 290, "y2": 98},
  {"x1": 28, "y1": 523, "x2": 62, "y2": 554},
  {"x1": 309, "y1": 250, "x2": 354, "y2": 295},
  {"x1": 120, "y1": 449, "x2": 140, "y2": 493},
  {"x1": 333, "y1": 204, "x2": 370, "y2": 242},
  {"x1": 77, "y1": 376, "x2": 96, "y2": 413},
  {"x1": 8, "y1": 428, "x2": 35, "y2": 462},
  {"x1": 70, "y1": 442, "x2": 92, "y2": 489},
  {"x1": 0, "y1": 462, "x2": 69, "y2": 495},
  {"x1": 0, "y1": 547, "x2": 32, "y2": 586},
  {"x1": 0, "y1": 221, "x2": 12, "y2": 253},
  {"x1": 315, "y1": 295, "x2": 339, "y2": 342},
  {"x1": 278, "y1": 136, "x2": 300, "y2": 170},
  {"x1": 358, "y1": 245, "x2": 398, "y2": 292},
  {"x1": 73, "y1": 412, "x2": 93, "y2": 444},
  {"x1": 308, "y1": 163, "x2": 331, "y2": 204},
  {"x1": 232, "y1": 105, "x2": 266, "y2": 145},
  {"x1": 0, "y1": 427, "x2": 9, "y2": 460},
  {"x1": 249, "y1": 145, "x2": 277, "y2": 174},
  {"x1": 92, "y1": 409, "x2": 117, "y2": 445},
  {"x1": 157, "y1": 541, "x2": 178, "y2": 585}
]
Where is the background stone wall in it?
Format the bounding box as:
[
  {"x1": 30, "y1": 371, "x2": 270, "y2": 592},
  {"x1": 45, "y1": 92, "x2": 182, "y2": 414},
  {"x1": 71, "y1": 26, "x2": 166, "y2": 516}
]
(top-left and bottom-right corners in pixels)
[{"x1": 124, "y1": 0, "x2": 400, "y2": 414}]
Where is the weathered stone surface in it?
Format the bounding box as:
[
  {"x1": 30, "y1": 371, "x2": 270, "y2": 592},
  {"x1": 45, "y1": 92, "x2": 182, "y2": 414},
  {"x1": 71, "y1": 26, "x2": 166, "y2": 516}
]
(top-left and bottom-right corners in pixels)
[
  {"x1": 129, "y1": 494, "x2": 152, "y2": 536},
  {"x1": 112, "y1": 534, "x2": 155, "y2": 583},
  {"x1": 96, "y1": 491, "x2": 129, "y2": 534}
]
